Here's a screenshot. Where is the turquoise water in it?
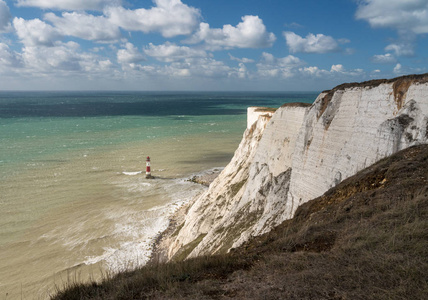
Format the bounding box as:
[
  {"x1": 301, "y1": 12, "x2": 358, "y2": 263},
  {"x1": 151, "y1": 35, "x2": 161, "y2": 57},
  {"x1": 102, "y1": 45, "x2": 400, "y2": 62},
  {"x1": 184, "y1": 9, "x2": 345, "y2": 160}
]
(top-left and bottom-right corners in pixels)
[{"x1": 0, "y1": 92, "x2": 317, "y2": 299}]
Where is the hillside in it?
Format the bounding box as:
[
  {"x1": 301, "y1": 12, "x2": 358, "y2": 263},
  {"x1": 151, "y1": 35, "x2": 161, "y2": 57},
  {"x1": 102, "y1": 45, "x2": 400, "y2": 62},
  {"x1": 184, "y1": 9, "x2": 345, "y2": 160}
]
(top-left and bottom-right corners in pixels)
[
  {"x1": 53, "y1": 144, "x2": 428, "y2": 299},
  {"x1": 159, "y1": 73, "x2": 428, "y2": 261}
]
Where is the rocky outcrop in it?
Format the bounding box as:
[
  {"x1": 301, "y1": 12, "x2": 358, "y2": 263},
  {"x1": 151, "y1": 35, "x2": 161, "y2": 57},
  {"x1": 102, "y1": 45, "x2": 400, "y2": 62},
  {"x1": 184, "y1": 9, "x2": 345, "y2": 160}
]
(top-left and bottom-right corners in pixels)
[
  {"x1": 158, "y1": 74, "x2": 428, "y2": 261},
  {"x1": 287, "y1": 74, "x2": 428, "y2": 213}
]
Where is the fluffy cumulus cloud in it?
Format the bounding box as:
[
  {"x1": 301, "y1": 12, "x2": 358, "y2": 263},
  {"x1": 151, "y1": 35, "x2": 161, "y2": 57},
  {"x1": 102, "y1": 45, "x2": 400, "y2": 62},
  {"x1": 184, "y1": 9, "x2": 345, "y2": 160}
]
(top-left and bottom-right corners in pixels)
[
  {"x1": 356, "y1": 0, "x2": 428, "y2": 34},
  {"x1": 105, "y1": 0, "x2": 200, "y2": 38},
  {"x1": 117, "y1": 42, "x2": 145, "y2": 65},
  {"x1": 0, "y1": 0, "x2": 11, "y2": 32},
  {"x1": 330, "y1": 64, "x2": 364, "y2": 76},
  {"x1": 385, "y1": 42, "x2": 415, "y2": 57},
  {"x1": 185, "y1": 15, "x2": 276, "y2": 50},
  {"x1": 0, "y1": 43, "x2": 23, "y2": 69},
  {"x1": 357, "y1": 1, "x2": 426, "y2": 59},
  {"x1": 257, "y1": 52, "x2": 304, "y2": 78},
  {"x1": 167, "y1": 57, "x2": 233, "y2": 78},
  {"x1": 298, "y1": 66, "x2": 330, "y2": 77},
  {"x1": 283, "y1": 32, "x2": 345, "y2": 54},
  {"x1": 13, "y1": 17, "x2": 61, "y2": 46},
  {"x1": 228, "y1": 53, "x2": 255, "y2": 64},
  {"x1": 44, "y1": 12, "x2": 121, "y2": 42},
  {"x1": 15, "y1": 0, "x2": 121, "y2": 11},
  {"x1": 144, "y1": 42, "x2": 208, "y2": 62},
  {"x1": 299, "y1": 64, "x2": 364, "y2": 78},
  {"x1": 392, "y1": 62, "x2": 425, "y2": 76},
  {"x1": 393, "y1": 63, "x2": 403, "y2": 75},
  {"x1": 371, "y1": 53, "x2": 397, "y2": 64},
  {"x1": 21, "y1": 41, "x2": 113, "y2": 74},
  {"x1": 23, "y1": 42, "x2": 82, "y2": 71},
  {"x1": 3, "y1": 0, "x2": 401, "y2": 89},
  {"x1": 127, "y1": 56, "x2": 235, "y2": 79}
]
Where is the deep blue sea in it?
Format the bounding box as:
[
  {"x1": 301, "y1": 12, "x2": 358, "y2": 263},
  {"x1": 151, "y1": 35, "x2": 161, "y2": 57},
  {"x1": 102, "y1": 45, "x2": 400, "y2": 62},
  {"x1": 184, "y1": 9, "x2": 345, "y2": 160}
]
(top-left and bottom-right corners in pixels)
[{"x1": 0, "y1": 91, "x2": 317, "y2": 299}]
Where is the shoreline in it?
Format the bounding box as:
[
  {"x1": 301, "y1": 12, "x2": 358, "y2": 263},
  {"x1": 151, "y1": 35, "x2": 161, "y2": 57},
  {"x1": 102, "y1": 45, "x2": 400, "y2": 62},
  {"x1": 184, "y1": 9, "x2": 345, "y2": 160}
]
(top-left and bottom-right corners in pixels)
[{"x1": 149, "y1": 168, "x2": 222, "y2": 265}]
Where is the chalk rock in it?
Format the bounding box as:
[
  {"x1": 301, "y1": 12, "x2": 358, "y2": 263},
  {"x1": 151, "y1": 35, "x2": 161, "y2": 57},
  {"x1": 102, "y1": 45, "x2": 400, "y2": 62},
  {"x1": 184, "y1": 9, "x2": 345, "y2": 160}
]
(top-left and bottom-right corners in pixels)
[
  {"x1": 287, "y1": 76, "x2": 428, "y2": 215},
  {"x1": 165, "y1": 74, "x2": 428, "y2": 260}
]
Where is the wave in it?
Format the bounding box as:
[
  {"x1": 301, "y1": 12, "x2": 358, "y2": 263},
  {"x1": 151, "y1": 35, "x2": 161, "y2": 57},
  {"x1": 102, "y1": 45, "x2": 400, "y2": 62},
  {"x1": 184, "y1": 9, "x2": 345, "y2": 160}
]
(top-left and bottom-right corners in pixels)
[
  {"x1": 82, "y1": 175, "x2": 208, "y2": 273},
  {"x1": 122, "y1": 171, "x2": 143, "y2": 176}
]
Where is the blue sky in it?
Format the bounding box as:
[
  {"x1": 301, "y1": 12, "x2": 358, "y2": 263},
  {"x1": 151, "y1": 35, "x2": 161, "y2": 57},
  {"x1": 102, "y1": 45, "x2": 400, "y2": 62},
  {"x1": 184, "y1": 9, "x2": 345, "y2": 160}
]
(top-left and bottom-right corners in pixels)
[{"x1": 0, "y1": 0, "x2": 427, "y2": 91}]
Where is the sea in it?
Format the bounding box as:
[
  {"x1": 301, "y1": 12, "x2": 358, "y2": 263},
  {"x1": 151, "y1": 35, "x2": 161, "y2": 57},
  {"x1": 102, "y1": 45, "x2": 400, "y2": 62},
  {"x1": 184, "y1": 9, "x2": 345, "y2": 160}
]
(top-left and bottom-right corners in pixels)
[{"x1": 0, "y1": 91, "x2": 317, "y2": 299}]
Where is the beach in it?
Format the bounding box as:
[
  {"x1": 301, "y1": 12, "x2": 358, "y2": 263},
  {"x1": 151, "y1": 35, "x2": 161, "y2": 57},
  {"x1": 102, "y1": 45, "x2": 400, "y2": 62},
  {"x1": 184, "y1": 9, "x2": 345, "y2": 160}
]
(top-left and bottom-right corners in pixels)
[{"x1": 0, "y1": 91, "x2": 316, "y2": 299}]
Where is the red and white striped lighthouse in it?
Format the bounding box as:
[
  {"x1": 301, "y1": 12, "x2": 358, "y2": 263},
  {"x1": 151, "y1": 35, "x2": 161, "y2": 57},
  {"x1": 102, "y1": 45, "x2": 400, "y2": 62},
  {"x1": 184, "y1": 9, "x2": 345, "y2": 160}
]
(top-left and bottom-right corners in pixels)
[{"x1": 146, "y1": 156, "x2": 152, "y2": 179}]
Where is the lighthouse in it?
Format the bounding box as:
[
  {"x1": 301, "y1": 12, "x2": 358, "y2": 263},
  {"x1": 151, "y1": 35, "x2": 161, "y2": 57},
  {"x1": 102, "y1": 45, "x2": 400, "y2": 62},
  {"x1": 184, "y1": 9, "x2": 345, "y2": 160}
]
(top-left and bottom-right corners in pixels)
[{"x1": 146, "y1": 156, "x2": 153, "y2": 179}]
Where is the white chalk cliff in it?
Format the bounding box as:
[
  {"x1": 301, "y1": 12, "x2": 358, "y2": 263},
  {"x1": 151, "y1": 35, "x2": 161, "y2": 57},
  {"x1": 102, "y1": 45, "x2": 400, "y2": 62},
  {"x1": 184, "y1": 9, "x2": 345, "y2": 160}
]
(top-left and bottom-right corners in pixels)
[{"x1": 162, "y1": 74, "x2": 428, "y2": 261}]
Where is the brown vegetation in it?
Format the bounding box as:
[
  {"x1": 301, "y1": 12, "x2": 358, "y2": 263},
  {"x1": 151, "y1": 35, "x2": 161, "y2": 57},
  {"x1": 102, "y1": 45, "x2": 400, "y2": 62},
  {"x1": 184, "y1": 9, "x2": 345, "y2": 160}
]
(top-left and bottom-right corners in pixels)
[
  {"x1": 280, "y1": 102, "x2": 312, "y2": 108},
  {"x1": 53, "y1": 144, "x2": 428, "y2": 299},
  {"x1": 321, "y1": 73, "x2": 428, "y2": 94},
  {"x1": 254, "y1": 107, "x2": 278, "y2": 113}
]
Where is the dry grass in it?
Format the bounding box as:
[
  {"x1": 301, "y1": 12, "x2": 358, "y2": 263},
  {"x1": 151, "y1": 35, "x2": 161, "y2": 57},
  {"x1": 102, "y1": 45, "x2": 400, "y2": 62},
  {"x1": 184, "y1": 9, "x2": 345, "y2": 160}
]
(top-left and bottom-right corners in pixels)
[
  {"x1": 53, "y1": 144, "x2": 428, "y2": 299},
  {"x1": 52, "y1": 255, "x2": 254, "y2": 300}
]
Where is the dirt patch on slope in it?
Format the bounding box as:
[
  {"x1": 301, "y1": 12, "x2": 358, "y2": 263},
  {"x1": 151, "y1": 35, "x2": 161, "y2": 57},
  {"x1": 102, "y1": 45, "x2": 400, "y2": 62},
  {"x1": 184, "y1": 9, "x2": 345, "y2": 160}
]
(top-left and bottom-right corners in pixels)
[
  {"x1": 318, "y1": 73, "x2": 428, "y2": 120},
  {"x1": 54, "y1": 144, "x2": 428, "y2": 300}
]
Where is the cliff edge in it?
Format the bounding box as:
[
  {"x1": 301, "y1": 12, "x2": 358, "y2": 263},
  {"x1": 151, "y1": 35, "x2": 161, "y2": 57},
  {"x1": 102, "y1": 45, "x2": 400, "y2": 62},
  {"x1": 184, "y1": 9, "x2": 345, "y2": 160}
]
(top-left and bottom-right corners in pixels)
[
  {"x1": 54, "y1": 143, "x2": 428, "y2": 300},
  {"x1": 156, "y1": 74, "x2": 428, "y2": 262}
]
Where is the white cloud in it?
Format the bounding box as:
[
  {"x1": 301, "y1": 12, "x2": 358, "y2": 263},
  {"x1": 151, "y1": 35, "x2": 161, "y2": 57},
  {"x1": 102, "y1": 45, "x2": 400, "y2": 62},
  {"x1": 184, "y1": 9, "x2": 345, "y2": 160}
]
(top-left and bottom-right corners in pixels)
[
  {"x1": 257, "y1": 52, "x2": 304, "y2": 78},
  {"x1": 284, "y1": 22, "x2": 304, "y2": 29},
  {"x1": 236, "y1": 63, "x2": 249, "y2": 79},
  {"x1": 344, "y1": 48, "x2": 356, "y2": 55},
  {"x1": 228, "y1": 53, "x2": 255, "y2": 64},
  {"x1": 299, "y1": 66, "x2": 329, "y2": 77},
  {"x1": 91, "y1": 47, "x2": 105, "y2": 53},
  {"x1": 330, "y1": 64, "x2": 364, "y2": 76},
  {"x1": 385, "y1": 42, "x2": 414, "y2": 57},
  {"x1": 13, "y1": 17, "x2": 61, "y2": 46},
  {"x1": 372, "y1": 31, "x2": 415, "y2": 60},
  {"x1": 259, "y1": 52, "x2": 303, "y2": 67},
  {"x1": 283, "y1": 32, "x2": 345, "y2": 54},
  {"x1": 299, "y1": 64, "x2": 364, "y2": 78},
  {"x1": 330, "y1": 64, "x2": 345, "y2": 73},
  {"x1": 337, "y1": 38, "x2": 351, "y2": 44},
  {"x1": 392, "y1": 62, "x2": 425, "y2": 76},
  {"x1": 117, "y1": 42, "x2": 145, "y2": 64},
  {"x1": 371, "y1": 53, "x2": 397, "y2": 64},
  {"x1": 1, "y1": 38, "x2": 113, "y2": 79},
  {"x1": 0, "y1": 43, "x2": 23, "y2": 69},
  {"x1": 356, "y1": 1, "x2": 425, "y2": 59},
  {"x1": 105, "y1": 0, "x2": 200, "y2": 38},
  {"x1": 0, "y1": 0, "x2": 11, "y2": 33},
  {"x1": 126, "y1": 56, "x2": 235, "y2": 79},
  {"x1": 21, "y1": 41, "x2": 114, "y2": 74},
  {"x1": 356, "y1": 0, "x2": 428, "y2": 34},
  {"x1": 22, "y1": 42, "x2": 80, "y2": 71},
  {"x1": 168, "y1": 57, "x2": 232, "y2": 78},
  {"x1": 15, "y1": 0, "x2": 121, "y2": 11},
  {"x1": 144, "y1": 42, "x2": 207, "y2": 62},
  {"x1": 44, "y1": 12, "x2": 121, "y2": 42},
  {"x1": 185, "y1": 15, "x2": 276, "y2": 50},
  {"x1": 393, "y1": 63, "x2": 403, "y2": 75}
]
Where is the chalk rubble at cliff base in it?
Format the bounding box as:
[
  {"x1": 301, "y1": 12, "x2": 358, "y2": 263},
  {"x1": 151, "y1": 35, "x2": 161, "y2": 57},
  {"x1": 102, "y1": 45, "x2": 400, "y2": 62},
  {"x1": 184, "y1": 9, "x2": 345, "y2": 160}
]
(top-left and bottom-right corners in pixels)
[{"x1": 158, "y1": 74, "x2": 428, "y2": 261}]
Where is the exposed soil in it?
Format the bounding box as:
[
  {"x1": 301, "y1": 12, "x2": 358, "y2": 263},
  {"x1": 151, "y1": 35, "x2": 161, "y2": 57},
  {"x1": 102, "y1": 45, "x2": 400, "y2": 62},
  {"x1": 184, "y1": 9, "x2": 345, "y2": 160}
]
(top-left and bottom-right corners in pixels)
[
  {"x1": 53, "y1": 144, "x2": 428, "y2": 300},
  {"x1": 318, "y1": 73, "x2": 428, "y2": 120},
  {"x1": 280, "y1": 102, "x2": 312, "y2": 108}
]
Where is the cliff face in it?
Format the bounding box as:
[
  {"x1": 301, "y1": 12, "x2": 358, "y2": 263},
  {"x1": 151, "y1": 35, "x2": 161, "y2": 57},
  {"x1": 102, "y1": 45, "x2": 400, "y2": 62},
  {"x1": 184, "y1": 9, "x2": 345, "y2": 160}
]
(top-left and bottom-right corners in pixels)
[{"x1": 163, "y1": 74, "x2": 428, "y2": 261}]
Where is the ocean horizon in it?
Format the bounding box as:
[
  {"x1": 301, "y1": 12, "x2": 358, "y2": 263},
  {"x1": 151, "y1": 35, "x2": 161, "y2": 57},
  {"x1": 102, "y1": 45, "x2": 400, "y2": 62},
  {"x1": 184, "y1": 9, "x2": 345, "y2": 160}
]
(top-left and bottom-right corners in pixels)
[{"x1": 0, "y1": 91, "x2": 317, "y2": 299}]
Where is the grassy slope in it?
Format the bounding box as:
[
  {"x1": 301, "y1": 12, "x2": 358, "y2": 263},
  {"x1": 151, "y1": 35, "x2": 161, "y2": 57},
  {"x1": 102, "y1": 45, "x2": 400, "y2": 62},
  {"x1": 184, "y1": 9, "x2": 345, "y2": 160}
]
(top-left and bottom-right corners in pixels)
[{"x1": 53, "y1": 145, "x2": 428, "y2": 300}]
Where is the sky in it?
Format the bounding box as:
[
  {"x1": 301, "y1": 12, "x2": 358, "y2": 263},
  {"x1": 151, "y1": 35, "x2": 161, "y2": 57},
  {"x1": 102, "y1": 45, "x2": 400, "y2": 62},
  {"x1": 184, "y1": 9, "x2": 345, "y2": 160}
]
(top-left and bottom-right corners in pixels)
[{"x1": 0, "y1": 0, "x2": 427, "y2": 91}]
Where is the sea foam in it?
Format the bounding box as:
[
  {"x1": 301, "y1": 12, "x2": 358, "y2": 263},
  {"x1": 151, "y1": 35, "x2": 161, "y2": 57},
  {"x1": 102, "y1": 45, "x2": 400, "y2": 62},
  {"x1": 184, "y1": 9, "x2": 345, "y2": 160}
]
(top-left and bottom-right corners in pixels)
[{"x1": 84, "y1": 176, "x2": 207, "y2": 273}]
